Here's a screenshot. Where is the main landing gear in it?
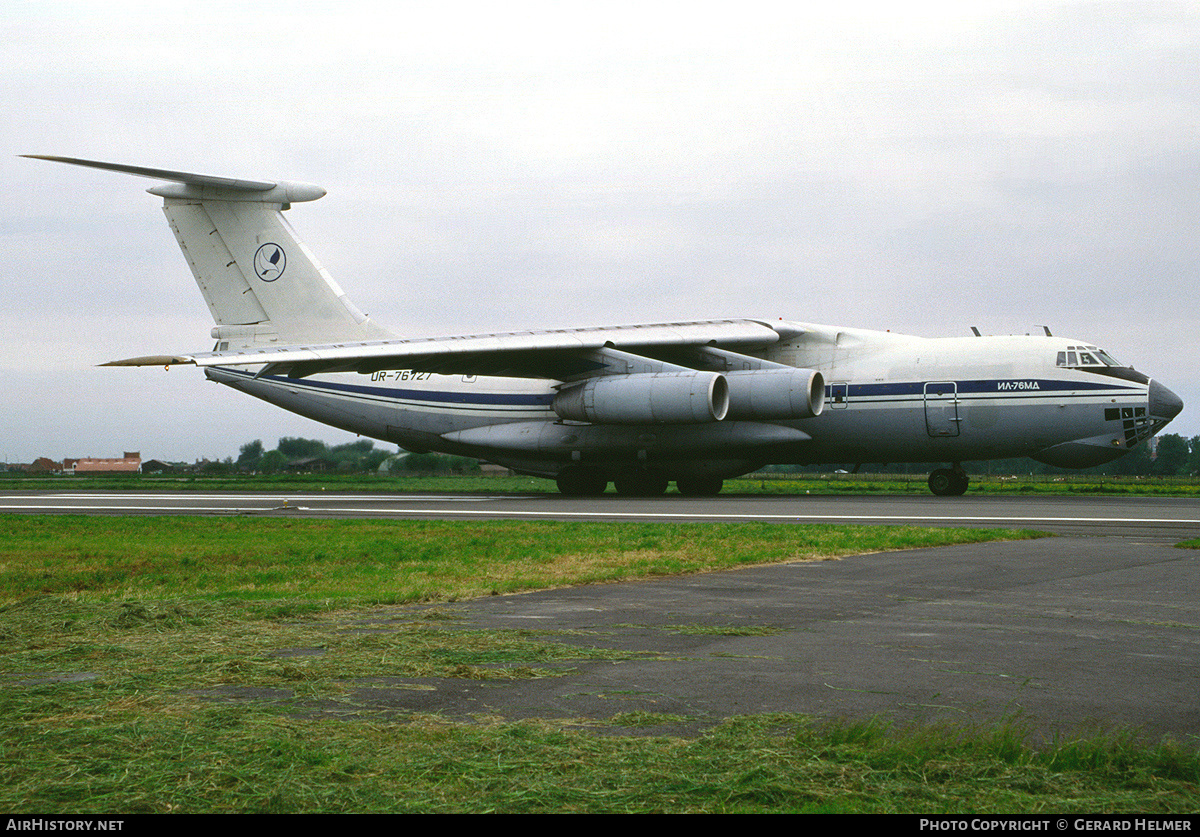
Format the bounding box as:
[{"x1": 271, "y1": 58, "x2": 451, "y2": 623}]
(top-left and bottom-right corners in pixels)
[
  {"x1": 555, "y1": 466, "x2": 608, "y2": 497},
  {"x1": 612, "y1": 471, "x2": 670, "y2": 497},
  {"x1": 554, "y1": 466, "x2": 725, "y2": 497},
  {"x1": 928, "y1": 465, "x2": 969, "y2": 496}
]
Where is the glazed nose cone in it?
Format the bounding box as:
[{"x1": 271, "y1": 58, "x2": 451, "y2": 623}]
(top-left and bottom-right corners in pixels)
[{"x1": 1149, "y1": 379, "x2": 1183, "y2": 421}]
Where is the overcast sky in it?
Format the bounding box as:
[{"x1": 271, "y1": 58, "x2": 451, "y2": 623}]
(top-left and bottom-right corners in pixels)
[{"x1": 2, "y1": 0, "x2": 1197, "y2": 463}]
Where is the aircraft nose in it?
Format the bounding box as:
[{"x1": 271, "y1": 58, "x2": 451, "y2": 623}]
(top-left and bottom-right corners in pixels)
[{"x1": 1148, "y1": 379, "x2": 1184, "y2": 421}]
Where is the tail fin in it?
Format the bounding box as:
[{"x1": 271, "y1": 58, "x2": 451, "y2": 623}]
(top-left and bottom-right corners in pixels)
[{"x1": 24, "y1": 156, "x2": 394, "y2": 349}]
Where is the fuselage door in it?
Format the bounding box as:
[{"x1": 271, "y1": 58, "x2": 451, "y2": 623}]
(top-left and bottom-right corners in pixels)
[
  {"x1": 828, "y1": 382, "x2": 849, "y2": 409},
  {"x1": 924, "y1": 381, "x2": 961, "y2": 437}
]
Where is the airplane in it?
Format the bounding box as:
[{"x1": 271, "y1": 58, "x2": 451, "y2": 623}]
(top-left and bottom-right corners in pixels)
[{"x1": 25, "y1": 155, "x2": 1184, "y2": 496}]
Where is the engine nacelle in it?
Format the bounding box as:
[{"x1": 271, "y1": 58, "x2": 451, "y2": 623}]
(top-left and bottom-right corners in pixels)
[
  {"x1": 724, "y1": 368, "x2": 825, "y2": 420},
  {"x1": 553, "y1": 372, "x2": 729, "y2": 424}
]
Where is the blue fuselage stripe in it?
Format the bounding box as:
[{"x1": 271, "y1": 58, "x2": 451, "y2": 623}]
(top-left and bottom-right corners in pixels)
[
  {"x1": 218, "y1": 368, "x2": 1143, "y2": 411},
  {"x1": 219, "y1": 367, "x2": 555, "y2": 407},
  {"x1": 844, "y1": 379, "x2": 1139, "y2": 398}
]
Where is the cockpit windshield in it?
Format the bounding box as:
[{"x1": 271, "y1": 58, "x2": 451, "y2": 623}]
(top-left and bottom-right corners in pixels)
[
  {"x1": 1055, "y1": 345, "x2": 1148, "y2": 384},
  {"x1": 1056, "y1": 345, "x2": 1126, "y2": 369}
]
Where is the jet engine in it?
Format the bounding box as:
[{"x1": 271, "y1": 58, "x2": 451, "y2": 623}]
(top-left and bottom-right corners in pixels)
[
  {"x1": 553, "y1": 371, "x2": 729, "y2": 424},
  {"x1": 724, "y1": 368, "x2": 825, "y2": 420}
]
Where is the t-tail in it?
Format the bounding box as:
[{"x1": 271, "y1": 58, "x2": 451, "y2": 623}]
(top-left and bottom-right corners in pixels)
[{"x1": 23, "y1": 156, "x2": 394, "y2": 350}]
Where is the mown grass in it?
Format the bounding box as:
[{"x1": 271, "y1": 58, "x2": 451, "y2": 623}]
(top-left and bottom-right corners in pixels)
[
  {"x1": 2, "y1": 516, "x2": 1197, "y2": 813},
  {"x1": 0, "y1": 515, "x2": 1033, "y2": 604},
  {"x1": 4, "y1": 692, "x2": 1197, "y2": 813}
]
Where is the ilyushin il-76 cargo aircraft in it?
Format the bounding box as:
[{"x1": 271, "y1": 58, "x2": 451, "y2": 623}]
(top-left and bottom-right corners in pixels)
[{"x1": 27, "y1": 155, "x2": 1184, "y2": 497}]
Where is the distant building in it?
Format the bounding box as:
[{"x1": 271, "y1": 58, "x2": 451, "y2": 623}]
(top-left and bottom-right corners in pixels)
[
  {"x1": 284, "y1": 456, "x2": 336, "y2": 473},
  {"x1": 69, "y1": 452, "x2": 141, "y2": 474}
]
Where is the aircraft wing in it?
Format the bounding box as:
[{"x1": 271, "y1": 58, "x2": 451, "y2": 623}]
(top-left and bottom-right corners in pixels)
[{"x1": 104, "y1": 318, "x2": 803, "y2": 380}]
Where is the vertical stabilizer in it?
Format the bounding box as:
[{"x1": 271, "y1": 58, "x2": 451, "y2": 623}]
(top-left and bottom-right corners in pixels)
[
  {"x1": 160, "y1": 196, "x2": 393, "y2": 348},
  {"x1": 23, "y1": 155, "x2": 394, "y2": 349}
]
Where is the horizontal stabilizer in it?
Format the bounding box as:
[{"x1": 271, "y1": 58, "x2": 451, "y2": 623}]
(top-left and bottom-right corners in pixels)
[
  {"x1": 21, "y1": 155, "x2": 326, "y2": 203},
  {"x1": 100, "y1": 355, "x2": 195, "y2": 367},
  {"x1": 22, "y1": 155, "x2": 277, "y2": 191}
]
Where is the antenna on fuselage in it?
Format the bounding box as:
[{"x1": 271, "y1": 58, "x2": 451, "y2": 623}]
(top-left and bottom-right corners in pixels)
[
  {"x1": 970, "y1": 326, "x2": 981, "y2": 337},
  {"x1": 1036, "y1": 325, "x2": 1053, "y2": 337}
]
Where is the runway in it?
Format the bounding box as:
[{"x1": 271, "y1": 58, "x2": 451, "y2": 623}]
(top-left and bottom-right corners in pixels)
[
  {"x1": 6, "y1": 489, "x2": 1200, "y2": 739},
  {"x1": 2, "y1": 489, "x2": 1200, "y2": 539}
]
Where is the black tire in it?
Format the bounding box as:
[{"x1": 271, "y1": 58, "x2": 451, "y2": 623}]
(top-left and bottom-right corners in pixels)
[
  {"x1": 675, "y1": 476, "x2": 724, "y2": 497},
  {"x1": 928, "y1": 468, "x2": 956, "y2": 496},
  {"x1": 928, "y1": 468, "x2": 969, "y2": 496},
  {"x1": 555, "y1": 467, "x2": 608, "y2": 496}
]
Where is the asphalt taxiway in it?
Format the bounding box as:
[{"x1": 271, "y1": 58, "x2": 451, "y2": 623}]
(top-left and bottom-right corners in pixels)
[
  {"x1": 6, "y1": 489, "x2": 1199, "y2": 739},
  {"x1": 341, "y1": 534, "x2": 1200, "y2": 741}
]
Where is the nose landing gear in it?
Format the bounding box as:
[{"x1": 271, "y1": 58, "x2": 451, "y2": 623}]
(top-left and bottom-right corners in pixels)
[{"x1": 928, "y1": 465, "x2": 969, "y2": 496}]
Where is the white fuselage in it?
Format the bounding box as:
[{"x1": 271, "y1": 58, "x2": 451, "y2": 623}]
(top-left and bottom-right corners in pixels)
[{"x1": 206, "y1": 322, "x2": 1168, "y2": 479}]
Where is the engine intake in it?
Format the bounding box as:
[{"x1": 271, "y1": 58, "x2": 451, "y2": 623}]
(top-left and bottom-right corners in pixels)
[{"x1": 553, "y1": 372, "x2": 729, "y2": 424}]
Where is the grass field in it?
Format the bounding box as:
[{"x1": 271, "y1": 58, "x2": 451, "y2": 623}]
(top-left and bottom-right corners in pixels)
[{"x1": 2, "y1": 515, "x2": 1197, "y2": 813}]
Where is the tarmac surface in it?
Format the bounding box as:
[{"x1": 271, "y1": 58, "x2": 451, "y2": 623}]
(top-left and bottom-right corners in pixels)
[
  {"x1": 3, "y1": 489, "x2": 1200, "y2": 538},
  {"x1": 7, "y1": 489, "x2": 1200, "y2": 740},
  {"x1": 334, "y1": 533, "x2": 1200, "y2": 741}
]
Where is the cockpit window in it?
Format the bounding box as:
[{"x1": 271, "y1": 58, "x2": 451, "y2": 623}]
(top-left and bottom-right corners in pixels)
[
  {"x1": 1055, "y1": 345, "x2": 1149, "y2": 384},
  {"x1": 1056, "y1": 345, "x2": 1124, "y2": 368}
]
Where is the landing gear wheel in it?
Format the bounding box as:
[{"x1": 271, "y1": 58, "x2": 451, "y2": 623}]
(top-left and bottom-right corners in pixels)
[
  {"x1": 555, "y1": 467, "x2": 608, "y2": 496},
  {"x1": 928, "y1": 468, "x2": 969, "y2": 496},
  {"x1": 675, "y1": 476, "x2": 724, "y2": 497},
  {"x1": 613, "y1": 471, "x2": 669, "y2": 497}
]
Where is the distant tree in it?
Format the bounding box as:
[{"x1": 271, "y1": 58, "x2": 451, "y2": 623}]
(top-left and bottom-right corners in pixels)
[
  {"x1": 277, "y1": 437, "x2": 329, "y2": 459},
  {"x1": 236, "y1": 439, "x2": 264, "y2": 471},
  {"x1": 395, "y1": 453, "x2": 481, "y2": 474},
  {"x1": 363, "y1": 449, "x2": 391, "y2": 471},
  {"x1": 200, "y1": 457, "x2": 234, "y2": 475},
  {"x1": 328, "y1": 439, "x2": 379, "y2": 471},
  {"x1": 398, "y1": 452, "x2": 442, "y2": 473},
  {"x1": 331, "y1": 440, "x2": 375, "y2": 456},
  {"x1": 1151, "y1": 434, "x2": 1188, "y2": 476},
  {"x1": 1187, "y1": 436, "x2": 1200, "y2": 477},
  {"x1": 259, "y1": 449, "x2": 288, "y2": 474}
]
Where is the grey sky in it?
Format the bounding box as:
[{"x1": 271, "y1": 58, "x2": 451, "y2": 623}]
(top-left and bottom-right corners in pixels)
[{"x1": 2, "y1": 0, "x2": 1197, "y2": 463}]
